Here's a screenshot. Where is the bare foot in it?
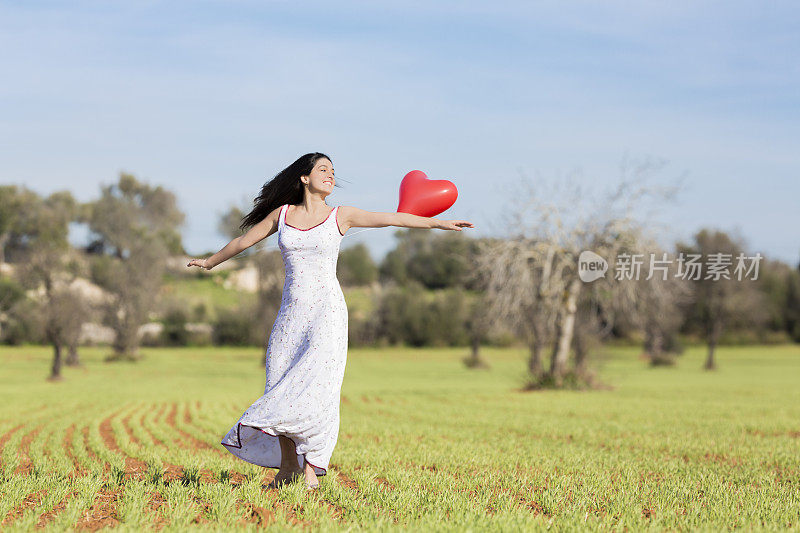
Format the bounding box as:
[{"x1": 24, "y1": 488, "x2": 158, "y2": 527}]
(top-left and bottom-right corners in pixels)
[
  {"x1": 303, "y1": 460, "x2": 319, "y2": 490},
  {"x1": 265, "y1": 467, "x2": 303, "y2": 489}
]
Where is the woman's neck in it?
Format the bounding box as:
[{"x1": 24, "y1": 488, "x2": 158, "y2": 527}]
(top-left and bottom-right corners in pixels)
[{"x1": 296, "y1": 197, "x2": 329, "y2": 213}]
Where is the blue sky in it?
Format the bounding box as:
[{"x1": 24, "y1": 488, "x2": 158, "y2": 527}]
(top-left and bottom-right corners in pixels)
[{"x1": 1, "y1": 0, "x2": 798, "y2": 264}]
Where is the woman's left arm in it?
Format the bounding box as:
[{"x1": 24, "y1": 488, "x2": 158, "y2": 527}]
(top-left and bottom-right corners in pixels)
[{"x1": 339, "y1": 206, "x2": 474, "y2": 232}]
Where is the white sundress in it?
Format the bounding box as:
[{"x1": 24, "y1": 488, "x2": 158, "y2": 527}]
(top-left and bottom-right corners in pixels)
[{"x1": 221, "y1": 203, "x2": 348, "y2": 476}]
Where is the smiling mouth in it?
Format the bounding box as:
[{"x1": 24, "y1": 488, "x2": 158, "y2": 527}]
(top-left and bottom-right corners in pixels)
[{"x1": 324, "y1": 180, "x2": 333, "y2": 185}]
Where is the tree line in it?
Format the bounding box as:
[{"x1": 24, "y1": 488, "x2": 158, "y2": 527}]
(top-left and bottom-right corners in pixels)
[{"x1": 1, "y1": 164, "x2": 798, "y2": 388}]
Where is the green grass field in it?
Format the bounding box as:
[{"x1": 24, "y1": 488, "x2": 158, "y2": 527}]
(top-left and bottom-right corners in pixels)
[{"x1": 1, "y1": 343, "x2": 799, "y2": 531}]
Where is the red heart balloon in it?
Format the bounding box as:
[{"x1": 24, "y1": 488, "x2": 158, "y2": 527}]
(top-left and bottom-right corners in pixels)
[{"x1": 396, "y1": 170, "x2": 458, "y2": 217}]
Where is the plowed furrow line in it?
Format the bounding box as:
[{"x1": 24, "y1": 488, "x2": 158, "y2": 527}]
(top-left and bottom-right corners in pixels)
[
  {"x1": 165, "y1": 402, "x2": 226, "y2": 456},
  {"x1": 154, "y1": 403, "x2": 169, "y2": 426},
  {"x1": 145, "y1": 489, "x2": 169, "y2": 530},
  {"x1": 120, "y1": 411, "x2": 141, "y2": 446},
  {"x1": 117, "y1": 408, "x2": 189, "y2": 483},
  {"x1": 1, "y1": 489, "x2": 47, "y2": 526},
  {"x1": 0, "y1": 424, "x2": 23, "y2": 471},
  {"x1": 139, "y1": 409, "x2": 166, "y2": 448},
  {"x1": 107, "y1": 406, "x2": 225, "y2": 485},
  {"x1": 80, "y1": 426, "x2": 105, "y2": 472},
  {"x1": 122, "y1": 408, "x2": 159, "y2": 450},
  {"x1": 14, "y1": 426, "x2": 42, "y2": 476},
  {"x1": 99, "y1": 410, "x2": 150, "y2": 481},
  {"x1": 36, "y1": 490, "x2": 77, "y2": 528},
  {"x1": 73, "y1": 487, "x2": 121, "y2": 531},
  {"x1": 63, "y1": 424, "x2": 85, "y2": 475},
  {"x1": 141, "y1": 403, "x2": 224, "y2": 484},
  {"x1": 100, "y1": 408, "x2": 187, "y2": 483}
]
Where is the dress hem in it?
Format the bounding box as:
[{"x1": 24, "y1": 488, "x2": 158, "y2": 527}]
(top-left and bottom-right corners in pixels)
[{"x1": 221, "y1": 422, "x2": 328, "y2": 476}]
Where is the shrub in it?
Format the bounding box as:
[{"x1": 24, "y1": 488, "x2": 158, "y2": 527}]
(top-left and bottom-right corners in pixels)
[
  {"x1": 213, "y1": 304, "x2": 257, "y2": 346},
  {"x1": 161, "y1": 307, "x2": 189, "y2": 346}
]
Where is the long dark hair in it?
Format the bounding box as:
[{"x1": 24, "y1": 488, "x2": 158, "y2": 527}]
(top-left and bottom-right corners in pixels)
[{"x1": 239, "y1": 152, "x2": 335, "y2": 233}]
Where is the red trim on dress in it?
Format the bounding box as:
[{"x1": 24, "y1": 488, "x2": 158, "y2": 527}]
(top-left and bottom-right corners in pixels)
[
  {"x1": 335, "y1": 207, "x2": 345, "y2": 236},
  {"x1": 221, "y1": 421, "x2": 328, "y2": 476}
]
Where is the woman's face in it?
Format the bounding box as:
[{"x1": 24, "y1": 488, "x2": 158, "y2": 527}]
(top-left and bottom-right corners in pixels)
[{"x1": 303, "y1": 158, "x2": 335, "y2": 194}]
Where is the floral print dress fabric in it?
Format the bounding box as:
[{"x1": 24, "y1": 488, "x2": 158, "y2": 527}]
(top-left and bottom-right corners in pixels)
[{"x1": 220, "y1": 204, "x2": 348, "y2": 475}]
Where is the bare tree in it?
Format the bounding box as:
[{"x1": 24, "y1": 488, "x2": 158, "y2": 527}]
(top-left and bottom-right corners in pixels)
[
  {"x1": 588, "y1": 228, "x2": 694, "y2": 367},
  {"x1": 636, "y1": 242, "x2": 693, "y2": 366},
  {"x1": 476, "y1": 155, "x2": 682, "y2": 389}
]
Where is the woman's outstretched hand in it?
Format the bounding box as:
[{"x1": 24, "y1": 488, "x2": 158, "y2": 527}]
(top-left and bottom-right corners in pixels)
[
  {"x1": 187, "y1": 258, "x2": 213, "y2": 270},
  {"x1": 436, "y1": 219, "x2": 474, "y2": 231}
]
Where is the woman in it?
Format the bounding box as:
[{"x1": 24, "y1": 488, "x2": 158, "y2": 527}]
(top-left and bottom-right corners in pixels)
[{"x1": 187, "y1": 152, "x2": 474, "y2": 490}]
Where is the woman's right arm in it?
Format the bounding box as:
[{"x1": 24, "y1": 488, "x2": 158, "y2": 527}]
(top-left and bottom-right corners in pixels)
[{"x1": 187, "y1": 205, "x2": 282, "y2": 270}]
